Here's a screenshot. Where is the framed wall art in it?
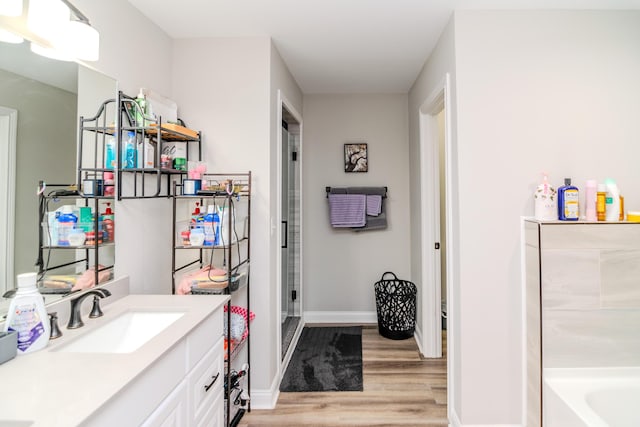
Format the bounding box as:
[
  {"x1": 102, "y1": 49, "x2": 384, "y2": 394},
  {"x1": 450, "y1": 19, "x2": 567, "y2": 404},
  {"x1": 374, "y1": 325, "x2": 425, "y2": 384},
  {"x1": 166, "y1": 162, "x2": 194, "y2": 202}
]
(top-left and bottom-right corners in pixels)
[{"x1": 344, "y1": 143, "x2": 368, "y2": 173}]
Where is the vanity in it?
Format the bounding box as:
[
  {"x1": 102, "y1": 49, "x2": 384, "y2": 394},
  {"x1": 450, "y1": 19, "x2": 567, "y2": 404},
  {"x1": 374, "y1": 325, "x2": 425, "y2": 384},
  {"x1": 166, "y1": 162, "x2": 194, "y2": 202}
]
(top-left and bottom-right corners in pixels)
[{"x1": 0, "y1": 285, "x2": 229, "y2": 427}]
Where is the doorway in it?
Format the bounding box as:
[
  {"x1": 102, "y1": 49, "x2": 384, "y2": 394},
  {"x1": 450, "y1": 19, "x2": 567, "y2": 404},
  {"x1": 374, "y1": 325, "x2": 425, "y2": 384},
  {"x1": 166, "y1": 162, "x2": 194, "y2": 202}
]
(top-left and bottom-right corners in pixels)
[
  {"x1": 0, "y1": 106, "x2": 17, "y2": 295},
  {"x1": 418, "y1": 73, "x2": 454, "y2": 420},
  {"x1": 279, "y1": 93, "x2": 303, "y2": 362}
]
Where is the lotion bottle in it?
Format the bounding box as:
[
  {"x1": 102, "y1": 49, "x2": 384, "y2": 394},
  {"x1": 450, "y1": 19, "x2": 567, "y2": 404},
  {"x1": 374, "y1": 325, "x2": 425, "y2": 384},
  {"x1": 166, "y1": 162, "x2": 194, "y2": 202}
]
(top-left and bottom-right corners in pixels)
[
  {"x1": 534, "y1": 173, "x2": 557, "y2": 221},
  {"x1": 557, "y1": 178, "x2": 579, "y2": 220},
  {"x1": 585, "y1": 180, "x2": 597, "y2": 221},
  {"x1": 604, "y1": 178, "x2": 620, "y2": 222},
  {"x1": 3, "y1": 272, "x2": 51, "y2": 355}
]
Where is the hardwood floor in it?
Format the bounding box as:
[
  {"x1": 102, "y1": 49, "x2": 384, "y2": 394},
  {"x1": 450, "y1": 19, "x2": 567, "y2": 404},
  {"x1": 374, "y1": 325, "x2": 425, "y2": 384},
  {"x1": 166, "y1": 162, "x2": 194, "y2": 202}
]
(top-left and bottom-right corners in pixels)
[{"x1": 239, "y1": 325, "x2": 447, "y2": 427}]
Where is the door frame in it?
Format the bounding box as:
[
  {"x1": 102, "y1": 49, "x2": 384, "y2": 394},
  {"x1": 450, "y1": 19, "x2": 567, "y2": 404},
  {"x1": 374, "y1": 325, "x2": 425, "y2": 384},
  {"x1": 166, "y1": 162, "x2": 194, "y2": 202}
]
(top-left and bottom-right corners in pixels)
[
  {"x1": 0, "y1": 106, "x2": 17, "y2": 295},
  {"x1": 418, "y1": 74, "x2": 454, "y2": 417},
  {"x1": 276, "y1": 90, "x2": 304, "y2": 377}
]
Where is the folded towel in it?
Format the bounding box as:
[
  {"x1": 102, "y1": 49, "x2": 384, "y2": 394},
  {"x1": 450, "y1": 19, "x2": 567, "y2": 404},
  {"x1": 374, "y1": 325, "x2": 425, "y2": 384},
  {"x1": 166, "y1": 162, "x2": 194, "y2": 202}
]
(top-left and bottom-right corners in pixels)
[
  {"x1": 366, "y1": 195, "x2": 382, "y2": 216},
  {"x1": 328, "y1": 193, "x2": 366, "y2": 227}
]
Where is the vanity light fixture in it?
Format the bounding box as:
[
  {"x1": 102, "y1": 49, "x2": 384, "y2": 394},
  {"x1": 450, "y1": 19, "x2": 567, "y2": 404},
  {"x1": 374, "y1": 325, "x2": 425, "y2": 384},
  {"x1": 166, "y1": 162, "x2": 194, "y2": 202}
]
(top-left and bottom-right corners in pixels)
[
  {"x1": 0, "y1": 0, "x2": 22, "y2": 17},
  {"x1": 26, "y1": 0, "x2": 99, "y2": 61}
]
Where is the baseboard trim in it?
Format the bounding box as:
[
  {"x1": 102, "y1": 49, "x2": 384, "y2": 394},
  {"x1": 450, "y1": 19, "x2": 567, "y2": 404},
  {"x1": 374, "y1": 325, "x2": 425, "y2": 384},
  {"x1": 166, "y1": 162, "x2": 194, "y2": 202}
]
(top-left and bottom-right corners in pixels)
[
  {"x1": 303, "y1": 310, "x2": 377, "y2": 324},
  {"x1": 249, "y1": 374, "x2": 280, "y2": 409}
]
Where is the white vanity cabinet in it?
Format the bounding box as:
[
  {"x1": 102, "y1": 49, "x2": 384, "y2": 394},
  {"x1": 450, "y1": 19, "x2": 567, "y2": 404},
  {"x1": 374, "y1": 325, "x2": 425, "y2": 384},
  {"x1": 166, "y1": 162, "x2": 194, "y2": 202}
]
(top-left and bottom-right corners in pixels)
[{"x1": 139, "y1": 309, "x2": 225, "y2": 427}]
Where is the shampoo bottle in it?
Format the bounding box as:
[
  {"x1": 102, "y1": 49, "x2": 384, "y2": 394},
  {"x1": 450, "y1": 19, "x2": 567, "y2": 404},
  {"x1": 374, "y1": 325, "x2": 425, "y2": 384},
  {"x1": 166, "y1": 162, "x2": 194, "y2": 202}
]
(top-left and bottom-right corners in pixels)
[
  {"x1": 203, "y1": 205, "x2": 216, "y2": 246},
  {"x1": 604, "y1": 179, "x2": 620, "y2": 222},
  {"x1": 585, "y1": 180, "x2": 597, "y2": 221},
  {"x1": 534, "y1": 173, "x2": 557, "y2": 221},
  {"x1": 122, "y1": 131, "x2": 137, "y2": 169},
  {"x1": 4, "y1": 272, "x2": 51, "y2": 355},
  {"x1": 135, "y1": 89, "x2": 147, "y2": 127},
  {"x1": 557, "y1": 178, "x2": 579, "y2": 221},
  {"x1": 105, "y1": 135, "x2": 116, "y2": 169}
]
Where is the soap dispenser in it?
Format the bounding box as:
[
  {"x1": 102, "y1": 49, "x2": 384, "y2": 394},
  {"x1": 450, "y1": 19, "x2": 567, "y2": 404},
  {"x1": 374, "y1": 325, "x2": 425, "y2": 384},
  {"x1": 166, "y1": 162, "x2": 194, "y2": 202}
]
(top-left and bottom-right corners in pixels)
[{"x1": 534, "y1": 172, "x2": 557, "y2": 221}]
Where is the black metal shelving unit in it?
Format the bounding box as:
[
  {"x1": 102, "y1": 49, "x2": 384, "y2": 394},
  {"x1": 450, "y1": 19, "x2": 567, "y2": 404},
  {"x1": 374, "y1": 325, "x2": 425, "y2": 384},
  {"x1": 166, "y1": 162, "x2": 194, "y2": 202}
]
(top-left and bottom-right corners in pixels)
[
  {"x1": 170, "y1": 172, "x2": 252, "y2": 426},
  {"x1": 36, "y1": 184, "x2": 115, "y2": 293}
]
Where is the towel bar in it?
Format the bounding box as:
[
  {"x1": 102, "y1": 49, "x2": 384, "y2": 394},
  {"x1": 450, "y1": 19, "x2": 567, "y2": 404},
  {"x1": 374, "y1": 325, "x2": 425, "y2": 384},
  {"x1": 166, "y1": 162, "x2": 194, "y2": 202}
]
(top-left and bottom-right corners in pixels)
[{"x1": 325, "y1": 186, "x2": 387, "y2": 198}]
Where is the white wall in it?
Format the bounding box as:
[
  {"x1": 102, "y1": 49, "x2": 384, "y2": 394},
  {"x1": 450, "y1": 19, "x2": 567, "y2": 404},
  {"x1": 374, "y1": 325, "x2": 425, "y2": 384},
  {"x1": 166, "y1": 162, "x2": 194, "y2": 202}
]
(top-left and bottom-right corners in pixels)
[
  {"x1": 408, "y1": 14, "x2": 460, "y2": 420},
  {"x1": 302, "y1": 94, "x2": 411, "y2": 319},
  {"x1": 451, "y1": 10, "x2": 640, "y2": 425},
  {"x1": 171, "y1": 36, "x2": 278, "y2": 396}
]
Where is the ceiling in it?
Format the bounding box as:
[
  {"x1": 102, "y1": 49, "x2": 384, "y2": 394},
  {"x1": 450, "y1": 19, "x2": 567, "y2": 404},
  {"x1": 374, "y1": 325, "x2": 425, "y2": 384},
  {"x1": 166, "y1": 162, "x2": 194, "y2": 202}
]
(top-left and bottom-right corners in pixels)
[{"x1": 127, "y1": 0, "x2": 640, "y2": 94}]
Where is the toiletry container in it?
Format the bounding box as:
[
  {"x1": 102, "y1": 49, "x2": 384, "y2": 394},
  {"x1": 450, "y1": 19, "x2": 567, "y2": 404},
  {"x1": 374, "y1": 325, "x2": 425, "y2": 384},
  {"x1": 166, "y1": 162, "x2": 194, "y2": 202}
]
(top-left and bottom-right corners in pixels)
[
  {"x1": 137, "y1": 137, "x2": 154, "y2": 168},
  {"x1": 218, "y1": 205, "x2": 235, "y2": 244},
  {"x1": 122, "y1": 131, "x2": 137, "y2": 169},
  {"x1": 597, "y1": 184, "x2": 607, "y2": 221},
  {"x1": 3, "y1": 272, "x2": 51, "y2": 354},
  {"x1": 557, "y1": 178, "x2": 579, "y2": 220},
  {"x1": 105, "y1": 135, "x2": 116, "y2": 169},
  {"x1": 604, "y1": 179, "x2": 620, "y2": 222},
  {"x1": 619, "y1": 195, "x2": 625, "y2": 221},
  {"x1": 585, "y1": 180, "x2": 597, "y2": 221},
  {"x1": 213, "y1": 207, "x2": 221, "y2": 246},
  {"x1": 102, "y1": 203, "x2": 114, "y2": 242},
  {"x1": 204, "y1": 205, "x2": 216, "y2": 246},
  {"x1": 135, "y1": 89, "x2": 147, "y2": 126},
  {"x1": 57, "y1": 206, "x2": 78, "y2": 246},
  {"x1": 534, "y1": 173, "x2": 557, "y2": 221},
  {"x1": 191, "y1": 202, "x2": 203, "y2": 227}
]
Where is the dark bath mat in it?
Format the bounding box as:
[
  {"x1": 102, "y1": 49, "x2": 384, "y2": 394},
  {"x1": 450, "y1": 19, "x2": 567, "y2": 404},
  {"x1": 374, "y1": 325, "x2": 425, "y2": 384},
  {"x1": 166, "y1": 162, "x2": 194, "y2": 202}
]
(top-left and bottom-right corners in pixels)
[{"x1": 280, "y1": 326, "x2": 363, "y2": 392}]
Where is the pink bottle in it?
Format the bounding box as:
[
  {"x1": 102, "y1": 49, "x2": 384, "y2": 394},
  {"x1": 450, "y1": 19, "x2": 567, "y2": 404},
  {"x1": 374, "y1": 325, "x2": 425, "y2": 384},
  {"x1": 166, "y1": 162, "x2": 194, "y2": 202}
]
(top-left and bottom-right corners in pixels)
[{"x1": 585, "y1": 180, "x2": 597, "y2": 221}]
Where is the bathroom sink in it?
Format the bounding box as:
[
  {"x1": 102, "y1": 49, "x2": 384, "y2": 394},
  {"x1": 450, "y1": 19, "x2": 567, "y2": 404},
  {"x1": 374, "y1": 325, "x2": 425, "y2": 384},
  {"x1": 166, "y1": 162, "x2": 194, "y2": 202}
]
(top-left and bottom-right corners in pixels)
[{"x1": 57, "y1": 311, "x2": 184, "y2": 353}]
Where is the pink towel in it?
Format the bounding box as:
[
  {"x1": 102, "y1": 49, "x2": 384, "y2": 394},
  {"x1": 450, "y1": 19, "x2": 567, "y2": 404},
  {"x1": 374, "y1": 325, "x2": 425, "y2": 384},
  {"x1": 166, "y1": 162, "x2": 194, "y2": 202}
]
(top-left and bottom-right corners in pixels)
[{"x1": 328, "y1": 193, "x2": 366, "y2": 227}]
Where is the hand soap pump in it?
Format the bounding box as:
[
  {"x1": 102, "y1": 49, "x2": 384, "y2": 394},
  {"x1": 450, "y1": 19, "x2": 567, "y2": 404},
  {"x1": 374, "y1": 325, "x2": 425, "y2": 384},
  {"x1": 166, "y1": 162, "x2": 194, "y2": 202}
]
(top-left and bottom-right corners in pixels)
[
  {"x1": 3, "y1": 272, "x2": 51, "y2": 355},
  {"x1": 558, "y1": 178, "x2": 579, "y2": 220},
  {"x1": 534, "y1": 172, "x2": 557, "y2": 221}
]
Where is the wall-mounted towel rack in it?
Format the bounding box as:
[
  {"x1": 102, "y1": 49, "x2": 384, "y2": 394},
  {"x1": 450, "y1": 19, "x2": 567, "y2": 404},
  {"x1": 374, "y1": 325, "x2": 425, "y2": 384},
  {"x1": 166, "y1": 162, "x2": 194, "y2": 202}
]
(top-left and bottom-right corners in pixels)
[{"x1": 325, "y1": 186, "x2": 387, "y2": 198}]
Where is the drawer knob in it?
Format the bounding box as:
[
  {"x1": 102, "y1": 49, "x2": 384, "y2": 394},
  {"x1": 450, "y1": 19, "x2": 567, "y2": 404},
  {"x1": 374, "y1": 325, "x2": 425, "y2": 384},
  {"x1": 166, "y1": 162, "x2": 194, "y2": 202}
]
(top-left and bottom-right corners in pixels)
[{"x1": 204, "y1": 372, "x2": 220, "y2": 392}]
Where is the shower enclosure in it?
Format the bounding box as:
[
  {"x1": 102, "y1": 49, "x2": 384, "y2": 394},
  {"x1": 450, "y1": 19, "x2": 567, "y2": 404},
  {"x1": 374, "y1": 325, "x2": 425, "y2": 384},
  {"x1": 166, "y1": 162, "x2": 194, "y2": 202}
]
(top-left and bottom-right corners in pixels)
[{"x1": 281, "y1": 112, "x2": 301, "y2": 359}]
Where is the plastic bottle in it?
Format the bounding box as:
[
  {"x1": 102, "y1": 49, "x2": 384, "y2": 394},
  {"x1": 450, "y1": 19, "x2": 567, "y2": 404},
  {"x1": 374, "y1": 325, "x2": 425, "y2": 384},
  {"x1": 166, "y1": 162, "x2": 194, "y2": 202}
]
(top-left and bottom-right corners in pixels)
[
  {"x1": 213, "y1": 208, "x2": 221, "y2": 246},
  {"x1": 619, "y1": 196, "x2": 625, "y2": 221},
  {"x1": 102, "y1": 203, "x2": 114, "y2": 242},
  {"x1": 534, "y1": 173, "x2": 557, "y2": 221},
  {"x1": 203, "y1": 205, "x2": 216, "y2": 246},
  {"x1": 191, "y1": 202, "x2": 203, "y2": 227},
  {"x1": 557, "y1": 178, "x2": 579, "y2": 221},
  {"x1": 218, "y1": 205, "x2": 235, "y2": 244},
  {"x1": 122, "y1": 131, "x2": 137, "y2": 169},
  {"x1": 104, "y1": 135, "x2": 116, "y2": 169},
  {"x1": 3, "y1": 272, "x2": 51, "y2": 355},
  {"x1": 596, "y1": 184, "x2": 607, "y2": 221},
  {"x1": 57, "y1": 206, "x2": 78, "y2": 246},
  {"x1": 604, "y1": 179, "x2": 620, "y2": 222},
  {"x1": 585, "y1": 180, "x2": 597, "y2": 221},
  {"x1": 135, "y1": 89, "x2": 147, "y2": 127}
]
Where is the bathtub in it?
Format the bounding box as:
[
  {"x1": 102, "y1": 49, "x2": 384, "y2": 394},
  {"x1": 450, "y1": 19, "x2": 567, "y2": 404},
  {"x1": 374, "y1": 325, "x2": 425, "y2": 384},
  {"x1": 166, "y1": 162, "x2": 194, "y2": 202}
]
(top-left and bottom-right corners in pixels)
[{"x1": 544, "y1": 367, "x2": 640, "y2": 427}]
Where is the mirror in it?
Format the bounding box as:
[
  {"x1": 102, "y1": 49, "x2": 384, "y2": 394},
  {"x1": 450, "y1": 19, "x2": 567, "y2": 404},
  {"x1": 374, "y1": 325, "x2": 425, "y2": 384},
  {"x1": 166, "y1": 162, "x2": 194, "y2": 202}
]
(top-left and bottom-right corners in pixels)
[{"x1": 0, "y1": 40, "x2": 117, "y2": 314}]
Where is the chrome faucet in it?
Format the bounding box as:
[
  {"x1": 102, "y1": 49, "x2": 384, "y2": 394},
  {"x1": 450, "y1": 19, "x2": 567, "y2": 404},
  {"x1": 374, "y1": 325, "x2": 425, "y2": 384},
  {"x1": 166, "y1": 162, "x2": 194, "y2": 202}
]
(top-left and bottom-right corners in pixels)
[{"x1": 67, "y1": 288, "x2": 112, "y2": 329}]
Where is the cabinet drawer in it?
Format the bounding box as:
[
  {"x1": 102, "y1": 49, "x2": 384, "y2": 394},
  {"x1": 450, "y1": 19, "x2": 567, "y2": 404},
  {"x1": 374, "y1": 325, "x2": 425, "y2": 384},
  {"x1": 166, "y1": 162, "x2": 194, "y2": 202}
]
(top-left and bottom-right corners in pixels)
[{"x1": 189, "y1": 336, "x2": 224, "y2": 424}]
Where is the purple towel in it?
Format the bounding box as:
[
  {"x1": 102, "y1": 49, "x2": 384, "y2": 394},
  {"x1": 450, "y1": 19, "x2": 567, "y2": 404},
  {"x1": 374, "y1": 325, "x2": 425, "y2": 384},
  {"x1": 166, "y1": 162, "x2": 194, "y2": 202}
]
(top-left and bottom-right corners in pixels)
[
  {"x1": 328, "y1": 194, "x2": 366, "y2": 227},
  {"x1": 366, "y1": 195, "x2": 382, "y2": 216}
]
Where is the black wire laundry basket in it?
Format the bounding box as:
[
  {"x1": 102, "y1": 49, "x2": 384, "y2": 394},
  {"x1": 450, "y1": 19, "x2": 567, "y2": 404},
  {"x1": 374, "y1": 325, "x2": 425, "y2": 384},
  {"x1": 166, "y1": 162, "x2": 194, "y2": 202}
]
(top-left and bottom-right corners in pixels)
[{"x1": 374, "y1": 272, "x2": 417, "y2": 340}]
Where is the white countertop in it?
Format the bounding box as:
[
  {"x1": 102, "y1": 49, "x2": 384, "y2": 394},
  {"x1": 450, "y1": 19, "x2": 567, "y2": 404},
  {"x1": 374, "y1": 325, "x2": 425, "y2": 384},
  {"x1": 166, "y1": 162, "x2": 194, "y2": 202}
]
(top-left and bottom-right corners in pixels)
[{"x1": 0, "y1": 294, "x2": 229, "y2": 427}]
